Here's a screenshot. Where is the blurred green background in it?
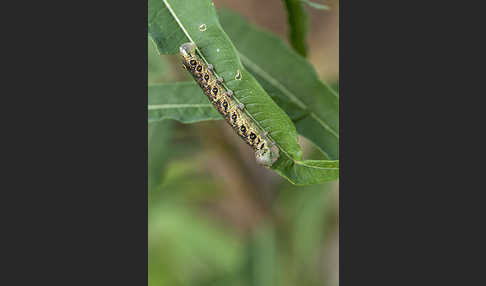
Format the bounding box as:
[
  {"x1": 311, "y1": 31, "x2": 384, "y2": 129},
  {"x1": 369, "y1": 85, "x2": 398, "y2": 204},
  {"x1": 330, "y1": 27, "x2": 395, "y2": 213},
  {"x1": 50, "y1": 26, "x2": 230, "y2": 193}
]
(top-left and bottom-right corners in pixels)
[{"x1": 149, "y1": 1, "x2": 339, "y2": 285}]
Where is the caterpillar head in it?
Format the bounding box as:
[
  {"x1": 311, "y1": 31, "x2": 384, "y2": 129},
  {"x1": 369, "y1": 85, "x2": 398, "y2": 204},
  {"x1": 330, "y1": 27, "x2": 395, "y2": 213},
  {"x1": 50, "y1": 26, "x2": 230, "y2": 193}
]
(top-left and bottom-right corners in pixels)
[
  {"x1": 255, "y1": 145, "x2": 279, "y2": 167},
  {"x1": 179, "y1": 42, "x2": 196, "y2": 58}
]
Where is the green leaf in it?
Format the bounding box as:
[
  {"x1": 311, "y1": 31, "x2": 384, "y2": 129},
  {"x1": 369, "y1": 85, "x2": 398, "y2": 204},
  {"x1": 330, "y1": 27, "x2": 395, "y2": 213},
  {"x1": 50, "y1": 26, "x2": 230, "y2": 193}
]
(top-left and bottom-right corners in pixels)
[
  {"x1": 219, "y1": 10, "x2": 339, "y2": 160},
  {"x1": 148, "y1": 0, "x2": 188, "y2": 54},
  {"x1": 282, "y1": 0, "x2": 309, "y2": 57},
  {"x1": 147, "y1": 1, "x2": 338, "y2": 184},
  {"x1": 149, "y1": 0, "x2": 302, "y2": 162},
  {"x1": 148, "y1": 82, "x2": 339, "y2": 184},
  {"x1": 272, "y1": 159, "x2": 338, "y2": 185},
  {"x1": 148, "y1": 82, "x2": 221, "y2": 124}
]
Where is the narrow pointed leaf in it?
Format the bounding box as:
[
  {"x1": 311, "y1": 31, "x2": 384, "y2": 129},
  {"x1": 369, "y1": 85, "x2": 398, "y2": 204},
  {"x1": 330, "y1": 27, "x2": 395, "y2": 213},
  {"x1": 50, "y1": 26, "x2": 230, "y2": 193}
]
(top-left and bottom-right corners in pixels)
[
  {"x1": 149, "y1": 0, "x2": 302, "y2": 161},
  {"x1": 272, "y1": 158, "x2": 338, "y2": 185},
  {"x1": 282, "y1": 0, "x2": 309, "y2": 56},
  {"x1": 148, "y1": 82, "x2": 339, "y2": 184},
  {"x1": 147, "y1": 1, "x2": 338, "y2": 184},
  {"x1": 219, "y1": 10, "x2": 339, "y2": 160},
  {"x1": 148, "y1": 82, "x2": 220, "y2": 123}
]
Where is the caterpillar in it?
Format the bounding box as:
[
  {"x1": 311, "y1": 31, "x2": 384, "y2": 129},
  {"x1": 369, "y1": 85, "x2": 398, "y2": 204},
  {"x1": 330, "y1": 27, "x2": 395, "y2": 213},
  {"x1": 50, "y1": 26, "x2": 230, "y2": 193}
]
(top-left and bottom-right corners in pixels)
[{"x1": 179, "y1": 42, "x2": 278, "y2": 167}]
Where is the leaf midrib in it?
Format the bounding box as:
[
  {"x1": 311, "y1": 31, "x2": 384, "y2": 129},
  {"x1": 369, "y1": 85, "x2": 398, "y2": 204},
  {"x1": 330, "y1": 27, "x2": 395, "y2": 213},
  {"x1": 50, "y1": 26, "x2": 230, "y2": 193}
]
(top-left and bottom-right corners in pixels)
[{"x1": 162, "y1": 0, "x2": 195, "y2": 44}]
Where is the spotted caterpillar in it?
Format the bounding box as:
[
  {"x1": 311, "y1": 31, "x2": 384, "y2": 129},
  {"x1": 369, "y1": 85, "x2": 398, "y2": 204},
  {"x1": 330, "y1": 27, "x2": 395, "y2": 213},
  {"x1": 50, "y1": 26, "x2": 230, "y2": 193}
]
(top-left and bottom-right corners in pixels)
[{"x1": 179, "y1": 42, "x2": 278, "y2": 167}]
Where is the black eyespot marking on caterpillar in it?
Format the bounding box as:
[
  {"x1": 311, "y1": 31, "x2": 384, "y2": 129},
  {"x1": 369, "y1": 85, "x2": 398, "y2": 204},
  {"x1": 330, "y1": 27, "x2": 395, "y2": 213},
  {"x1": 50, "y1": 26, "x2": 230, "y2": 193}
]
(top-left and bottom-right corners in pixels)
[{"x1": 179, "y1": 42, "x2": 278, "y2": 167}]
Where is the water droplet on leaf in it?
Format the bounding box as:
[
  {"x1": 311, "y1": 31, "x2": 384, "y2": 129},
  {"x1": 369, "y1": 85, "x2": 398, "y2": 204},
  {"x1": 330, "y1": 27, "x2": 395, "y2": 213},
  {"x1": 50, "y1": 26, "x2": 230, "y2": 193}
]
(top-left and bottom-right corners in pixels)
[{"x1": 235, "y1": 70, "x2": 242, "y2": 80}]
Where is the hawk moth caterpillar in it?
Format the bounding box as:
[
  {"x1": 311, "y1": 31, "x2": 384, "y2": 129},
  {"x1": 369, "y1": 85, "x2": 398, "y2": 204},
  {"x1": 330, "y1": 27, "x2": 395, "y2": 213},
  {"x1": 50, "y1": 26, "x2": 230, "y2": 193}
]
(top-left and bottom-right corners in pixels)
[{"x1": 179, "y1": 42, "x2": 278, "y2": 167}]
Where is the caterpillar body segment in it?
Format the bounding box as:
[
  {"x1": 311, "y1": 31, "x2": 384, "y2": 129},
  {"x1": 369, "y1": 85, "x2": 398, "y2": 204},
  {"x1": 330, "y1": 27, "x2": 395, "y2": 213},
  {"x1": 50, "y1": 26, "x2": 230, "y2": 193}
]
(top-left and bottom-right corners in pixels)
[{"x1": 179, "y1": 42, "x2": 278, "y2": 166}]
